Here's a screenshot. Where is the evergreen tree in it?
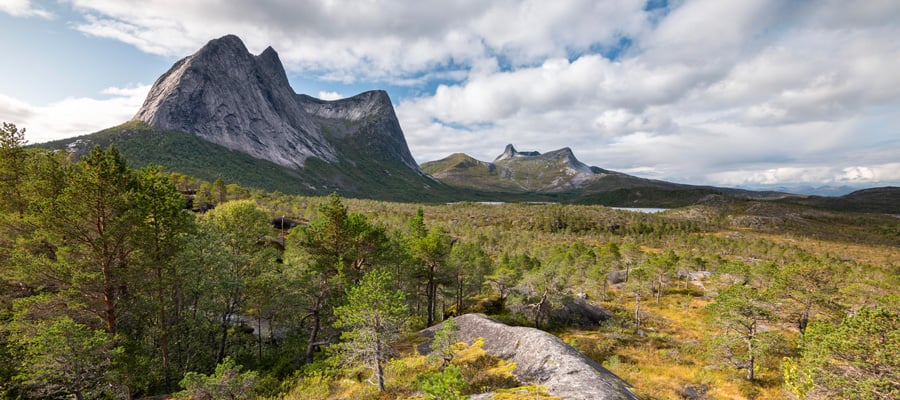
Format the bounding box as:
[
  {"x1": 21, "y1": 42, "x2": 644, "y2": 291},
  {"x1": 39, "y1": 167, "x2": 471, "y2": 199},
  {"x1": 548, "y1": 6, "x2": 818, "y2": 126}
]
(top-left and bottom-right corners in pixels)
[
  {"x1": 10, "y1": 316, "x2": 121, "y2": 400},
  {"x1": 39, "y1": 145, "x2": 140, "y2": 334},
  {"x1": 774, "y1": 261, "x2": 843, "y2": 335},
  {"x1": 198, "y1": 200, "x2": 275, "y2": 364},
  {"x1": 333, "y1": 270, "x2": 408, "y2": 392},
  {"x1": 447, "y1": 242, "x2": 491, "y2": 315},
  {"x1": 408, "y1": 208, "x2": 453, "y2": 327},
  {"x1": 0, "y1": 122, "x2": 28, "y2": 216},
  {"x1": 129, "y1": 165, "x2": 195, "y2": 390},
  {"x1": 286, "y1": 193, "x2": 389, "y2": 363},
  {"x1": 706, "y1": 284, "x2": 778, "y2": 381},
  {"x1": 783, "y1": 307, "x2": 899, "y2": 399}
]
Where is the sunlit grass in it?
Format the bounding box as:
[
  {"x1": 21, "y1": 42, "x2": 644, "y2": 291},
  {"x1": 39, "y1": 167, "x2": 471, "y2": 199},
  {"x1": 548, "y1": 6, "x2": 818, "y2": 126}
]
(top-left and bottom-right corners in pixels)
[{"x1": 555, "y1": 284, "x2": 793, "y2": 399}]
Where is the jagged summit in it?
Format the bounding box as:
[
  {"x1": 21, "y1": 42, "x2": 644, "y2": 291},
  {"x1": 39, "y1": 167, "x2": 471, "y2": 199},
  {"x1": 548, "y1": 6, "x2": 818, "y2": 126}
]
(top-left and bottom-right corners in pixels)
[
  {"x1": 495, "y1": 144, "x2": 541, "y2": 161},
  {"x1": 494, "y1": 145, "x2": 594, "y2": 175},
  {"x1": 133, "y1": 35, "x2": 331, "y2": 168},
  {"x1": 133, "y1": 34, "x2": 419, "y2": 171}
]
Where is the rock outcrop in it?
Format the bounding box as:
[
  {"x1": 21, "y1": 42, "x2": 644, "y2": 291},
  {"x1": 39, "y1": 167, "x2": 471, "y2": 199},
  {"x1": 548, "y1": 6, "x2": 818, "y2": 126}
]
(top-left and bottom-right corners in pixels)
[
  {"x1": 133, "y1": 35, "x2": 419, "y2": 171},
  {"x1": 419, "y1": 314, "x2": 640, "y2": 400},
  {"x1": 494, "y1": 144, "x2": 541, "y2": 161}
]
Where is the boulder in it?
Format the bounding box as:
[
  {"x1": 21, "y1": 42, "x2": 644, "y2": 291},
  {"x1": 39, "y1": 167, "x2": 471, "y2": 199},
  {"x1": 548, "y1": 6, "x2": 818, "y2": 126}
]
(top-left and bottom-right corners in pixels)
[
  {"x1": 607, "y1": 270, "x2": 628, "y2": 284},
  {"x1": 271, "y1": 216, "x2": 303, "y2": 230},
  {"x1": 555, "y1": 297, "x2": 614, "y2": 327},
  {"x1": 420, "y1": 314, "x2": 640, "y2": 400},
  {"x1": 681, "y1": 384, "x2": 709, "y2": 399}
]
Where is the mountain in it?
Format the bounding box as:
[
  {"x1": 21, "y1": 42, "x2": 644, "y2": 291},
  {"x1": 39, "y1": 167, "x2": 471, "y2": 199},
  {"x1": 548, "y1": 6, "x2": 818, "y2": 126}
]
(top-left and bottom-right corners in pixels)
[
  {"x1": 423, "y1": 144, "x2": 611, "y2": 193},
  {"x1": 422, "y1": 144, "x2": 786, "y2": 206},
  {"x1": 133, "y1": 35, "x2": 334, "y2": 168},
  {"x1": 783, "y1": 186, "x2": 900, "y2": 214},
  {"x1": 41, "y1": 35, "x2": 445, "y2": 202}
]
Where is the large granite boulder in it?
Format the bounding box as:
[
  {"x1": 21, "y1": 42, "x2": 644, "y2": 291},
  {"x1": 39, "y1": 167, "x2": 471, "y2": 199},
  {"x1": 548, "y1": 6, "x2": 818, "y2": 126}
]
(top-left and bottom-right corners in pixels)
[{"x1": 420, "y1": 314, "x2": 640, "y2": 400}]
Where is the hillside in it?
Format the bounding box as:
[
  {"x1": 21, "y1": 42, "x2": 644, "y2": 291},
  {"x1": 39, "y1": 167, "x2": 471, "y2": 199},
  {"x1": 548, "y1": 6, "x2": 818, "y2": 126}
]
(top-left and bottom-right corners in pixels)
[
  {"x1": 781, "y1": 186, "x2": 900, "y2": 214},
  {"x1": 41, "y1": 121, "x2": 456, "y2": 202}
]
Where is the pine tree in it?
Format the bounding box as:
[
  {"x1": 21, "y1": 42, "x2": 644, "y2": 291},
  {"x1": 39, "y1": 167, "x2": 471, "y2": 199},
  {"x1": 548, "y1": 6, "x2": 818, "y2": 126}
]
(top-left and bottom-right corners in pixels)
[{"x1": 333, "y1": 270, "x2": 408, "y2": 392}]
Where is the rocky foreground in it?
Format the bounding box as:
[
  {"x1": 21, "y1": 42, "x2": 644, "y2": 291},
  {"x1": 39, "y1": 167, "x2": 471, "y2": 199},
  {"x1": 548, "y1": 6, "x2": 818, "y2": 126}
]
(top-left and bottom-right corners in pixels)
[{"x1": 420, "y1": 314, "x2": 640, "y2": 400}]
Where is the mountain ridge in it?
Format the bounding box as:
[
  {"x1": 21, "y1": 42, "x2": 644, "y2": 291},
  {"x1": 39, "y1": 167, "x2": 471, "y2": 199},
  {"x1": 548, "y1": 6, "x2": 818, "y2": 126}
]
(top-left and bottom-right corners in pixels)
[{"x1": 424, "y1": 144, "x2": 681, "y2": 194}]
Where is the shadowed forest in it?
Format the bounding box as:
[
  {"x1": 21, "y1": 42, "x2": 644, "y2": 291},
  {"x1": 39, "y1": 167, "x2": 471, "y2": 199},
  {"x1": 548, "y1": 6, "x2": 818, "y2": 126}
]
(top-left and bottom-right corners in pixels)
[{"x1": 1, "y1": 123, "x2": 897, "y2": 399}]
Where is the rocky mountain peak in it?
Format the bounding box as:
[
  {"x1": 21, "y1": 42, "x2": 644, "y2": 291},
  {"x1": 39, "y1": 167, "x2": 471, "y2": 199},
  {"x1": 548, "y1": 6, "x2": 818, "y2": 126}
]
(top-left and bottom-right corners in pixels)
[
  {"x1": 543, "y1": 147, "x2": 593, "y2": 173},
  {"x1": 132, "y1": 34, "x2": 420, "y2": 172},
  {"x1": 133, "y1": 35, "x2": 333, "y2": 168},
  {"x1": 494, "y1": 144, "x2": 541, "y2": 162}
]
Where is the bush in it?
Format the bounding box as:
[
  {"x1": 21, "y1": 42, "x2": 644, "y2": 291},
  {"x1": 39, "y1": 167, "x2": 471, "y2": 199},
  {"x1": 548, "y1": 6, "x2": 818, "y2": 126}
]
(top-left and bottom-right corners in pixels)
[
  {"x1": 416, "y1": 364, "x2": 468, "y2": 400},
  {"x1": 177, "y1": 357, "x2": 258, "y2": 400}
]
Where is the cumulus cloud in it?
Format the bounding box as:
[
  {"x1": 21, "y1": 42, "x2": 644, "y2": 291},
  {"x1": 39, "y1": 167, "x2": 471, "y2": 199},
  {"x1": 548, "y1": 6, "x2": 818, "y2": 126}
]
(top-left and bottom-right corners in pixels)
[
  {"x1": 0, "y1": 85, "x2": 151, "y2": 143},
  {"x1": 65, "y1": 0, "x2": 648, "y2": 83},
  {"x1": 708, "y1": 163, "x2": 900, "y2": 186},
  {"x1": 0, "y1": 0, "x2": 52, "y2": 18}
]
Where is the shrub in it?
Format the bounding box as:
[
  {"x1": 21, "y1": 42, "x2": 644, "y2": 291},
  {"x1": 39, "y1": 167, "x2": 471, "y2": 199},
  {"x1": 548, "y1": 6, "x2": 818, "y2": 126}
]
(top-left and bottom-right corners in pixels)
[
  {"x1": 416, "y1": 364, "x2": 468, "y2": 400},
  {"x1": 177, "y1": 357, "x2": 258, "y2": 400}
]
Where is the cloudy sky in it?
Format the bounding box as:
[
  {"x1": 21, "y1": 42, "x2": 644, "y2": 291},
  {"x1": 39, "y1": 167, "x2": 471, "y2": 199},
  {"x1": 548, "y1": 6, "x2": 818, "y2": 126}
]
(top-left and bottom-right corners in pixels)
[{"x1": 1, "y1": 0, "x2": 898, "y2": 193}]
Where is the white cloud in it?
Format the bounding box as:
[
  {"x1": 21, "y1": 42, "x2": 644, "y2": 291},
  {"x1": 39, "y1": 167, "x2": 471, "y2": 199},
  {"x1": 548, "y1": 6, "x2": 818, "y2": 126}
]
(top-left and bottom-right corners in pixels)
[
  {"x1": 65, "y1": 0, "x2": 648, "y2": 83},
  {"x1": 0, "y1": 0, "x2": 52, "y2": 18},
  {"x1": 708, "y1": 163, "x2": 900, "y2": 186},
  {"x1": 0, "y1": 85, "x2": 151, "y2": 143}
]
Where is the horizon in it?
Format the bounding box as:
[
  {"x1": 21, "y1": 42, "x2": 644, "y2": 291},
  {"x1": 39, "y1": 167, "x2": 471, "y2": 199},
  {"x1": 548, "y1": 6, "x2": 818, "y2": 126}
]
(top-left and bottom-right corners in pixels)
[{"x1": 2, "y1": 1, "x2": 898, "y2": 194}]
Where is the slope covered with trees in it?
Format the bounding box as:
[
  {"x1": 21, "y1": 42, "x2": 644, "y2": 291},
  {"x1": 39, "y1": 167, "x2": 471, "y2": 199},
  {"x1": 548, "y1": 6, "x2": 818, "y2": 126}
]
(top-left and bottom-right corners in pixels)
[{"x1": 1, "y1": 123, "x2": 897, "y2": 399}]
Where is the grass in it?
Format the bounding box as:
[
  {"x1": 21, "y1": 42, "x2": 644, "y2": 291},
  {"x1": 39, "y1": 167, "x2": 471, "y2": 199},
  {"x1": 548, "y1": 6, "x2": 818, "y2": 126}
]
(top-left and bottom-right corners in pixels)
[{"x1": 556, "y1": 285, "x2": 791, "y2": 400}]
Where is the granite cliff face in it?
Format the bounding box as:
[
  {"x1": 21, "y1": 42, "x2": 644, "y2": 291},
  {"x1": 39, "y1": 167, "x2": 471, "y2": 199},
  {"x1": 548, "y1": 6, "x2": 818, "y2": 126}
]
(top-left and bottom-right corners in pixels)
[
  {"x1": 133, "y1": 35, "x2": 419, "y2": 171},
  {"x1": 297, "y1": 91, "x2": 419, "y2": 170}
]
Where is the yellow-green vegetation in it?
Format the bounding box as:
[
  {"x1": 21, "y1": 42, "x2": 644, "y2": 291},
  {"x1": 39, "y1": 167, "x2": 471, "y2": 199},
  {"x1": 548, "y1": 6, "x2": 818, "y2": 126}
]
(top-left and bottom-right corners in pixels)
[
  {"x1": 275, "y1": 338, "x2": 525, "y2": 399},
  {"x1": 1, "y1": 129, "x2": 897, "y2": 400}
]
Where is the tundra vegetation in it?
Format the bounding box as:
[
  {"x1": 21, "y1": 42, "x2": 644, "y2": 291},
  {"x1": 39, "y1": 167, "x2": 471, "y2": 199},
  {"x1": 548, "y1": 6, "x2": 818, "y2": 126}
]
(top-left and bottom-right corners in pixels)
[{"x1": 0, "y1": 123, "x2": 898, "y2": 399}]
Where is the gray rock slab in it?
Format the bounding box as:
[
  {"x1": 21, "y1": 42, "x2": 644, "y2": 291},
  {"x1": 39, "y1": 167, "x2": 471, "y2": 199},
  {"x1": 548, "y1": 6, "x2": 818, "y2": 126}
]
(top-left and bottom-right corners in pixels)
[{"x1": 420, "y1": 314, "x2": 641, "y2": 400}]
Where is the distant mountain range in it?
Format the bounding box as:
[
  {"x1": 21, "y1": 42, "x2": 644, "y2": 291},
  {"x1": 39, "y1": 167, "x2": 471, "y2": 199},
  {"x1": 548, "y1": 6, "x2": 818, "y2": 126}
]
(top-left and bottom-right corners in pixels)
[
  {"x1": 36, "y1": 35, "x2": 900, "y2": 212},
  {"x1": 421, "y1": 144, "x2": 808, "y2": 206},
  {"x1": 734, "y1": 184, "x2": 898, "y2": 197}
]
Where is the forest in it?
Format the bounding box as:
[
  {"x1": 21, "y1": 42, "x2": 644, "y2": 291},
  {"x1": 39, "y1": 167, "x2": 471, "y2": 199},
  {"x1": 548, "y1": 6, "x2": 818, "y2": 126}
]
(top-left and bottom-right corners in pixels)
[{"x1": 1, "y1": 121, "x2": 898, "y2": 400}]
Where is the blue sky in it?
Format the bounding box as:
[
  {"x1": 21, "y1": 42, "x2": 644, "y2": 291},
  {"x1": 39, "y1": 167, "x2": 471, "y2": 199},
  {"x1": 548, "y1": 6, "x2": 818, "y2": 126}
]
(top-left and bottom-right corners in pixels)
[{"x1": 1, "y1": 0, "x2": 899, "y2": 193}]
